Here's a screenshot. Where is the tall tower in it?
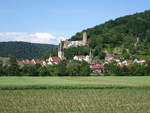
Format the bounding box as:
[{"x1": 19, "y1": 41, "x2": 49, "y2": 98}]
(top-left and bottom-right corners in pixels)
[
  {"x1": 83, "y1": 32, "x2": 87, "y2": 46},
  {"x1": 58, "y1": 41, "x2": 64, "y2": 59}
]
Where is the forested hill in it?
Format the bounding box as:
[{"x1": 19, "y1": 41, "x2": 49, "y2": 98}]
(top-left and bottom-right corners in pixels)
[
  {"x1": 0, "y1": 41, "x2": 55, "y2": 59},
  {"x1": 69, "y1": 10, "x2": 150, "y2": 59}
]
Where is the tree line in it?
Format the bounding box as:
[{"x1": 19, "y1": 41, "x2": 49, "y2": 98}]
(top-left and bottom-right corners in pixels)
[
  {"x1": 0, "y1": 42, "x2": 55, "y2": 60},
  {"x1": 0, "y1": 57, "x2": 91, "y2": 76},
  {"x1": 0, "y1": 56, "x2": 150, "y2": 76},
  {"x1": 105, "y1": 61, "x2": 150, "y2": 76}
]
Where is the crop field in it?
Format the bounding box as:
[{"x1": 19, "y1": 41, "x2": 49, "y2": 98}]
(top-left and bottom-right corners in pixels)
[{"x1": 0, "y1": 76, "x2": 150, "y2": 113}]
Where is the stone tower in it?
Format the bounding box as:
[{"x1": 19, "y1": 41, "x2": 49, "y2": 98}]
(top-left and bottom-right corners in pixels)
[
  {"x1": 83, "y1": 32, "x2": 87, "y2": 46},
  {"x1": 58, "y1": 41, "x2": 64, "y2": 59}
]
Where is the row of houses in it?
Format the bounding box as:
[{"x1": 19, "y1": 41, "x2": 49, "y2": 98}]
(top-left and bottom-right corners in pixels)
[
  {"x1": 17, "y1": 56, "x2": 147, "y2": 76},
  {"x1": 17, "y1": 56, "x2": 92, "y2": 67},
  {"x1": 17, "y1": 56, "x2": 63, "y2": 67},
  {"x1": 17, "y1": 55, "x2": 105, "y2": 75},
  {"x1": 105, "y1": 56, "x2": 146, "y2": 67},
  {"x1": 17, "y1": 56, "x2": 146, "y2": 66},
  {"x1": 17, "y1": 59, "x2": 45, "y2": 67}
]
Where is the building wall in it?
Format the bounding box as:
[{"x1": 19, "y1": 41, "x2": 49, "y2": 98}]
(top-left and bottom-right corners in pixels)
[{"x1": 63, "y1": 32, "x2": 87, "y2": 48}]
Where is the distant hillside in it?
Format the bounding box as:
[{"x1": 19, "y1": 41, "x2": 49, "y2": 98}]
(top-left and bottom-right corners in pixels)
[
  {"x1": 68, "y1": 10, "x2": 150, "y2": 59},
  {"x1": 0, "y1": 41, "x2": 55, "y2": 59}
]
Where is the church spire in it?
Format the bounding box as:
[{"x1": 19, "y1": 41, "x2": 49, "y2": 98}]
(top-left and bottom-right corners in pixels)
[{"x1": 89, "y1": 49, "x2": 93, "y2": 64}]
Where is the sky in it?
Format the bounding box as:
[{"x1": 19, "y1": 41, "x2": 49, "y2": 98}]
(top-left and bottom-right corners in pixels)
[{"x1": 0, "y1": 0, "x2": 150, "y2": 44}]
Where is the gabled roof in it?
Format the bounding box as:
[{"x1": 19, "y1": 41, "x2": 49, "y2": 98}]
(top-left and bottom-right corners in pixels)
[
  {"x1": 31, "y1": 59, "x2": 44, "y2": 64},
  {"x1": 23, "y1": 60, "x2": 30, "y2": 64},
  {"x1": 17, "y1": 59, "x2": 44, "y2": 65},
  {"x1": 17, "y1": 60, "x2": 30, "y2": 65},
  {"x1": 50, "y1": 56, "x2": 62, "y2": 63}
]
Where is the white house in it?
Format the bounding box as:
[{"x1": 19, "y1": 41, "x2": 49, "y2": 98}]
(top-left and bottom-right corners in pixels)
[
  {"x1": 134, "y1": 59, "x2": 146, "y2": 64},
  {"x1": 73, "y1": 55, "x2": 91, "y2": 63}
]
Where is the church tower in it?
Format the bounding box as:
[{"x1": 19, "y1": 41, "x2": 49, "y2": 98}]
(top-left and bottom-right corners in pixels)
[
  {"x1": 58, "y1": 41, "x2": 65, "y2": 60},
  {"x1": 89, "y1": 50, "x2": 93, "y2": 64},
  {"x1": 83, "y1": 32, "x2": 87, "y2": 46}
]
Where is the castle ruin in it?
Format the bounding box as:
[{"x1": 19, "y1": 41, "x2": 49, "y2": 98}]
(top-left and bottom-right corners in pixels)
[{"x1": 63, "y1": 32, "x2": 88, "y2": 48}]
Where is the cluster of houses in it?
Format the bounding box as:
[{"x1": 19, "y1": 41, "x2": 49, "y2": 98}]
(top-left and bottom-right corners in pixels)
[
  {"x1": 17, "y1": 32, "x2": 90, "y2": 67},
  {"x1": 104, "y1": 56, "x2": 146, "y2": 67},
  {"x1": 16, "y1": 54, "x2": 147, "y2": 75},
  {"x1": 17, "y1": 59, "x2": 45, "y2": 67},
  {"x1": 16, "y1": 32, "x2": 147, "y2": 74},
  {"x1": 17, "y1": 57, "x2": 63, "y2": 67}
]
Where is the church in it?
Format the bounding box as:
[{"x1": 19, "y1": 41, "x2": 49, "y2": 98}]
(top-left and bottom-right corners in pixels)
[{"x1": 46, "y1": 40, "x2": 65, "y2": 65}]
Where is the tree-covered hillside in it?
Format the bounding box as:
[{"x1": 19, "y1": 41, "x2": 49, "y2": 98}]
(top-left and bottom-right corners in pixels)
[
  {"x1": 0, "y1": 42, "x2": 55, "y2": 59},
  {"x1": 68, "y1": 10, "x2": 150, "y2": 59}
]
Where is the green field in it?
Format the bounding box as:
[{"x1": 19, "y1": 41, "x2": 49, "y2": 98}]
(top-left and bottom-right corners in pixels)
[{"x1": 0, "y1": 76, "x2": 150, "y2": 113}]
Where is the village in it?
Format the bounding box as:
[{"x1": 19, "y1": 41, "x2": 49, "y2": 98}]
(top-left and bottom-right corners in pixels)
[
  {"x1": 17, "y1": 32, "x2": 146, "y2": 74},
  {"x1": 1, "y1": 1, "x2": 150, "y2": 112}
]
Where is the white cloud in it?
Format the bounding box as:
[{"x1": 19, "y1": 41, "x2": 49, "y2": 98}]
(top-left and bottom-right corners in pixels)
[{"x1": 0, "y1": 32, "x2": 67, "y2": 45}]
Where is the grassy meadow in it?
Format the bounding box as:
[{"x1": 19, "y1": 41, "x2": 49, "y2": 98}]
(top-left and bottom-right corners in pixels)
[{"x1": 0, "y1": 76, "x2": 150, "y2": 113}]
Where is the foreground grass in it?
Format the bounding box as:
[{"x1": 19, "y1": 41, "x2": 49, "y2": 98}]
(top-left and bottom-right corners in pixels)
[
  {"x1": 0, "y1": 76, "x2": 150, "y2": 113},
  {"x1": 0, "y1": 76, "x2": 150, "y2": 89},
  {"x1": 1, "y1": 89, "x2": 150, "y2": 113}
]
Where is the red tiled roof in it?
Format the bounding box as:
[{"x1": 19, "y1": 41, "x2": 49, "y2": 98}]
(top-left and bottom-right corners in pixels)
[
  {"x1": 89, "y1": 65, "x2": 104, "y2": 69},
  {"x1": 24, "y1": 60, "x2": 31, "y2": 64},
  {"x1": 17, "y1": 60, "x2": 31, "y2": 65},
  {"x1": 31, "y1": 59, "x2": 44, "y2": 64},
  {"x1": 75, "y1": 56, "x2": 86, "y2": 59},
  {"x1": 17, "y1": 61, "x2": 24, "y2": 65},
  {"x1": 17, "y1": 59, "x2": 44, "y2": 65},
  {"x1": 51, "y1": 57, "x2": 61, "y2": 63}
]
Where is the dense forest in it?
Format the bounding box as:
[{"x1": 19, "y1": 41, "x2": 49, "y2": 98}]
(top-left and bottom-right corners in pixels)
[
  {"x1": 48, "y1": 10, "x2": 150, "y2": 60},
  {"x1": 0, "y1": 42, "x2": 55, "y2": 59}
]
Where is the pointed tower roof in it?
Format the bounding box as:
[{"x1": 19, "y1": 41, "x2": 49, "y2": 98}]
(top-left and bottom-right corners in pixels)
[{"x1": 89, "y1": 49, "x2": 93, "y2": 58}]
